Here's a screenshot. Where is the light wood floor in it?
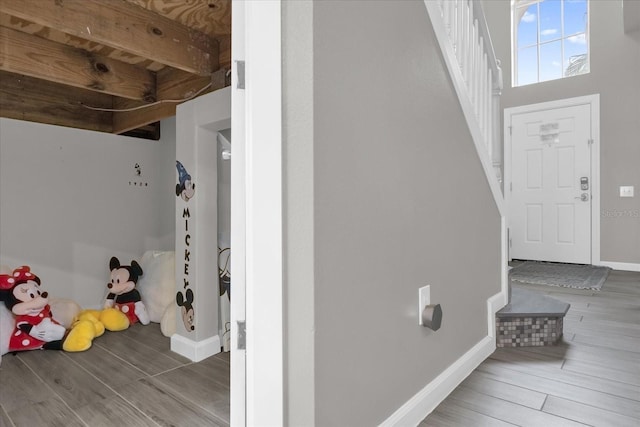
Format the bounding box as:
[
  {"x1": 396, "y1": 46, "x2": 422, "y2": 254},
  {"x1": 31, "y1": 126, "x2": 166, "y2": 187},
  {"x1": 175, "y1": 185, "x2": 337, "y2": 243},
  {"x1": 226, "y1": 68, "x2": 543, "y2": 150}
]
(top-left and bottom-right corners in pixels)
[
  {"x1": 422, "y1": 269, "x2": 640, "y2": 427},
  {"x1": 0, "y1": 322, "x2": 230, "y2": 427},
  {"x1": 1, "y1": 270, "x2": 638, "y2": 427}
]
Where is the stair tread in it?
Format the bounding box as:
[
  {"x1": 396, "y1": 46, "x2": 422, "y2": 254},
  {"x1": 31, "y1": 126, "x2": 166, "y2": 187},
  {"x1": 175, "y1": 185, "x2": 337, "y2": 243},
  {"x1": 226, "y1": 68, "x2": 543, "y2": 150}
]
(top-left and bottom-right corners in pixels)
[{"x1": 497, "y1": 288, "x2": 570, "y2": 318}]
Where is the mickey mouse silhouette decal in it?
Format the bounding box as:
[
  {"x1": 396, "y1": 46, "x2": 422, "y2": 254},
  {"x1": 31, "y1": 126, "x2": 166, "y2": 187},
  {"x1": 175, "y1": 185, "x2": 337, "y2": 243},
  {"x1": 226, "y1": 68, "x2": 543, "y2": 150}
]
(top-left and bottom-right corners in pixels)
[{"x1": 176, "y1": 289, "x2": 194, "y2": 331}]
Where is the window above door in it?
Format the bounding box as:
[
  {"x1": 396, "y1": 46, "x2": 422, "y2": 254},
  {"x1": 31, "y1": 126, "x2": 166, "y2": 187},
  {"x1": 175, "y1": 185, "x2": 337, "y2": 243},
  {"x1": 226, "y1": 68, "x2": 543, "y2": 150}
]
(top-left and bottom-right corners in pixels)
[{"x1": 512, "y1": 0, "x2": 590, "y2": 87}]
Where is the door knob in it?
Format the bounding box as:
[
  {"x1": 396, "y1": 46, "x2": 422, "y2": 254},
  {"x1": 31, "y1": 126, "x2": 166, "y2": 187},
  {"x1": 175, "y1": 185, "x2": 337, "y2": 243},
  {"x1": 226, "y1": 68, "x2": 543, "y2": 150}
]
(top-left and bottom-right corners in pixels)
[{"x1": 574, "y1": 193, "x2": 589, "y2": 202}]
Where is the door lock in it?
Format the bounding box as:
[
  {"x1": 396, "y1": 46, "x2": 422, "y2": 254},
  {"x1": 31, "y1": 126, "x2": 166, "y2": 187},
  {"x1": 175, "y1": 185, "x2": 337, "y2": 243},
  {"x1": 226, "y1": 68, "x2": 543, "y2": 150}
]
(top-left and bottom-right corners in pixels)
[
  {"x1": 575, "y1": 193, "x2": 589, "y2": 202},
  {"x1": 580, "y1": 177, "x2": 589, "y2": 190}
]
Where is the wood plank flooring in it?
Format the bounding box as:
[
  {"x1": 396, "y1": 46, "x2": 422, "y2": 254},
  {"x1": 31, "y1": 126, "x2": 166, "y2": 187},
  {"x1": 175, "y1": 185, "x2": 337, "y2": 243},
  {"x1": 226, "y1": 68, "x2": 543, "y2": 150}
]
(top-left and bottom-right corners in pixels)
[
  {"x1": 0, "y1": 323, "x2": 230, "y2": 427},
  {"x1": 422, "y1": 269, "x2": 640, "y2": 427},
  {"x1": 1, "y1": 269, "x2": 638, "y2": 427}
]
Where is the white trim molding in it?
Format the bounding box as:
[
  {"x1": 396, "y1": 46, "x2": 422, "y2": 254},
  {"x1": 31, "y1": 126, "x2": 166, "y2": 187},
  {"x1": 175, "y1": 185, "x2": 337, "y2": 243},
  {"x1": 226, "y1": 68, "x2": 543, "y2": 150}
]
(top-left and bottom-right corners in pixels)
[
  {"x1": 487, "y1": 291, "x2": 507, "y2": 338},
  {"x1": 230, "y1": 1, "x2": 247, "y2": 425},
  {"x1": 171, "y1": 334, "x2": 220, "y2": 363},
  {"x1": 500, "y1": 216, "x2": 509, "y2": 306},
  {"x1": 380, "y1": 291, "x2": 504, "y2": 426},
  {"x1": 380, "y1": 336, "x2": 495, "y2": 426},
  {"x1": 599, "y1": 262, "x2": 640, "y2": 272},
  {"x1": 244, "y1": 0, "x2": 284, "y2": 424}
]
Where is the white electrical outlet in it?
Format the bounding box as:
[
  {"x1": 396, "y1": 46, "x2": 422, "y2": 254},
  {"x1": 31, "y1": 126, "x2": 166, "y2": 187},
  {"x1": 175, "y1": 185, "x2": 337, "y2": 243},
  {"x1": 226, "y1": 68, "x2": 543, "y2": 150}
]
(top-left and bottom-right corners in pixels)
[
  {"x1": 418, "y1": 285, "x2": 430, "y2": 325},
  {"x1": 620, "y1": 186, "x2": 634, "y2": 198}
]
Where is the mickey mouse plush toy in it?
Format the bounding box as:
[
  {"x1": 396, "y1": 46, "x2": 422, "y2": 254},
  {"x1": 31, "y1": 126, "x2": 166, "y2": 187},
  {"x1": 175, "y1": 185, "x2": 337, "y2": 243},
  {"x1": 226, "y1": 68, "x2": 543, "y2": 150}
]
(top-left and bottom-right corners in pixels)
[
  {"x1": 0, "y1": 266, "x2": 66, "y2": 351},
  {"x1": 105, "y1": 257, "x2": 150, "y2": 326}
]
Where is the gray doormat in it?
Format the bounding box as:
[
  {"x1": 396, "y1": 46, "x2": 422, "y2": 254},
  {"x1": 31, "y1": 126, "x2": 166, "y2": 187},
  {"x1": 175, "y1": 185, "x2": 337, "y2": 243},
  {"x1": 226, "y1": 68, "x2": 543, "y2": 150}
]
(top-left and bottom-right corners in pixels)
[{"x1": 510, "y1": 261, "x2": 610, "y2": 290}]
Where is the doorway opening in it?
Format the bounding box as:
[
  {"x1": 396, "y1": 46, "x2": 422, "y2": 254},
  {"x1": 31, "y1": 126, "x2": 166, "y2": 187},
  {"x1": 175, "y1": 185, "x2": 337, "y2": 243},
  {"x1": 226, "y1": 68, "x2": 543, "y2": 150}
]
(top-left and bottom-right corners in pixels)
[{"x1": 504, "y1": 94, "x2": 600, "y2": 266}]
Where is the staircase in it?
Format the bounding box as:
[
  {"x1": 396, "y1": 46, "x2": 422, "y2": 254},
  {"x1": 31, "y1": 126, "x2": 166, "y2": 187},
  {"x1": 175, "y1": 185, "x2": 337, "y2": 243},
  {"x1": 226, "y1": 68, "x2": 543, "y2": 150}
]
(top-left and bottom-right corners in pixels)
[
  {"x1": 425, "y1": 1, "x2": 570, "y2": 345},
  {"x1": 424, "y1": 0, "x2": 504, "y2": 214},
  {"x1": 424, "y1": 0, "x2": 510, "y2": 325}
]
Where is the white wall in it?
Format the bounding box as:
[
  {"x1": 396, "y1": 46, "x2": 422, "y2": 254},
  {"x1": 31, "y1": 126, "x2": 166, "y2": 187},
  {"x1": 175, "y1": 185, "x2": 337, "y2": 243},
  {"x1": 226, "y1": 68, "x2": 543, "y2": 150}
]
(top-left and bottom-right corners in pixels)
[{"x1": 0, "y1": 118, "x2": 176, "y2": 308}]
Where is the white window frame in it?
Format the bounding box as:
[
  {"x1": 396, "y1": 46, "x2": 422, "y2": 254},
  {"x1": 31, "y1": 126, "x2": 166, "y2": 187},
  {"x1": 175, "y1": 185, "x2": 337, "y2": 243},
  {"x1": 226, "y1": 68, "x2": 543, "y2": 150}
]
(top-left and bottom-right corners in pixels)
[{"x1": 512, "y1": 0, "x2": 590, "y2": 87}]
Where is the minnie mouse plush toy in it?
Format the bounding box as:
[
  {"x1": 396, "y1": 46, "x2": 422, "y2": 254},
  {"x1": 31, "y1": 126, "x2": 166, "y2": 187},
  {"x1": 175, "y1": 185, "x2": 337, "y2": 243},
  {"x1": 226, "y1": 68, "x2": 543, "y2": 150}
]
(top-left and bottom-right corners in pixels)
[{"x1": 0, "y1": 266, "x2": 66, "y2": 351}]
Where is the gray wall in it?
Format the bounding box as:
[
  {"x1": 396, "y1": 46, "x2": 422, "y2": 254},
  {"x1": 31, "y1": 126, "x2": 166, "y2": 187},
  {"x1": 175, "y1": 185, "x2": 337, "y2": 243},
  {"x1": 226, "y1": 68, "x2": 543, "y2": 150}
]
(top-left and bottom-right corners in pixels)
[
  {"x1": 283, "y1": 1, "x2": 502, "y2": 424},
  {"x1": 0, "y1": 118, "x2": 176, "y2": 307},
  {"x1": 484, "y1": 0, "x2": 640, "y2": 264},
  {"x1": 283, "y1": 0, "x2": 315, "y2": 425}
]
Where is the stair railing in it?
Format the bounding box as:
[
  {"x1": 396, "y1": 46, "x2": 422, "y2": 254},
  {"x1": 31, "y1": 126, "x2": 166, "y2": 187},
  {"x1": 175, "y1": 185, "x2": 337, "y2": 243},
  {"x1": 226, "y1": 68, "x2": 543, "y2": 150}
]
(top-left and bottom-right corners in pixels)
[{"x1": 424, "y1": 0, "x2": 504, "y2": 214}]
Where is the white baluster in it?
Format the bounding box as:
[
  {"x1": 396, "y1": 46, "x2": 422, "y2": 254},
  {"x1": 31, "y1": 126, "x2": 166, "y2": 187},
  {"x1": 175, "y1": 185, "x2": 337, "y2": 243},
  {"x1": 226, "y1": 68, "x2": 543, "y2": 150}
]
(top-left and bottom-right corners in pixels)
[
  {"x1": 451, "y1": 0, "x2": 458, "y2": 54},
  {"x1": 488, "y1": 67, "x2": 493, "y2": 131},
  {"x1": 484, "y1": 52, "x2": 490, "y2": 155},
  {"x1": 480, "y1": 49, "x2": 487, "y2": 143},
  {"x1": 443, "y1": 0, "x2": 451, "y2": 36},
  {"x1": 488, "y1": 64, "x2": 493, "y2": 151},
  {"x1": 476, "y1": 21, "x2": 481, "y2": 103},
  {"x1": 449, "y1": 0, "x2": 456, "y2": 42},
  {"x1": 470, "y1": 22, "x2": 477, "y2": 114},
  {"x1": 423, "y1": 0, "x2": 505, "y2": 194},
  {"x1": 463, "y1": 2, "x2": 470, "y2": 84},
  {"x1": 456, "y1": 0, "x2": 464, "y2": 62}
]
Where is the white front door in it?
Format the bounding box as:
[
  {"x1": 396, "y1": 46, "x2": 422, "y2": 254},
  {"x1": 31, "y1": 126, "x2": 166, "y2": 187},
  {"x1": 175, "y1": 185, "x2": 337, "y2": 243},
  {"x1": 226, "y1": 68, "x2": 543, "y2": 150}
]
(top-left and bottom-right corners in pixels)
[{"x1": 508, "y1": 102, "x2": 593, "y2": 264}]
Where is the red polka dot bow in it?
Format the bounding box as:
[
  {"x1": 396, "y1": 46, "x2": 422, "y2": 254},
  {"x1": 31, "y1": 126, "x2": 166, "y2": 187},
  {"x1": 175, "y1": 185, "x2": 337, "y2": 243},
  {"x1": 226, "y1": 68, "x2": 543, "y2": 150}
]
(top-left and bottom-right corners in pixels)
[{"x1": 0, "y1": 266, "x2": 39, "y2": 290}]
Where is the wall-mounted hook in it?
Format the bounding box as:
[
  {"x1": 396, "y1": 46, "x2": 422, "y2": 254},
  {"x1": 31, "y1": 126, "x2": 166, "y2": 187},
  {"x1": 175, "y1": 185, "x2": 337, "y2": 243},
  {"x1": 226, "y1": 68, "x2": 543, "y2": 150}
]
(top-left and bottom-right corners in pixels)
[{"x1": 421, "y1": 304, "x2": 443, "y2": 331}]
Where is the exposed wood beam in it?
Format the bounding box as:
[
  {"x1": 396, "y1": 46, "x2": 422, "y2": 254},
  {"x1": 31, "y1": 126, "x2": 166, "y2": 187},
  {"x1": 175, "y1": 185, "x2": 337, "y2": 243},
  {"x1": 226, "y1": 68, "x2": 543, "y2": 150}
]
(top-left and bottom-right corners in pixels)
[
  {"x1": 0, "y1": 26, "x2": 156, "y2": 101},
  {"x1": 112, "y1": 98, "x2": 175, "y2": 135},
  {"x1": 121, "y1": 122, "x2": 161, "y2": 141},
  {"x1": 113, "y1": 68, "x2": 228, "y2": 134},
  {"x1": 123, "y1": 0, "x2": 232, "y2": 69},
  {"x1": 0, "y1": 70, "x2": 113, "y2": 133},
  {"x1": 0, "y1": 0, "x2": 219, "y2": 76},
  {"x1": 218, "y1": 35, "x2": 231, "y2": 71},
  {"x1": 0, "y1": 13, "x2": 159, "y2": 70}
]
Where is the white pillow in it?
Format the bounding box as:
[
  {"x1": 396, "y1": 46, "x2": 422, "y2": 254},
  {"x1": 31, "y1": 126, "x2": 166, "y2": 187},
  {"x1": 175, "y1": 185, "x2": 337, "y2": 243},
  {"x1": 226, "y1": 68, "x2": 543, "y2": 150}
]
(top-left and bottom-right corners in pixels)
[
  {"x1": 0, "y1": 303, "x2": 13, "y2": 364},
  {"x1": 1, "y1": 265, "x2": 13, "y2": 364},
  {"x1": 137, "y1": 251, "x2": 176, "y2": 323},
  {"x1": 49, "y1": 298, "x2": 82, "y2": 329},
  {"x1": 160, "y1": 302, "x2": 177, "y2": 337}
]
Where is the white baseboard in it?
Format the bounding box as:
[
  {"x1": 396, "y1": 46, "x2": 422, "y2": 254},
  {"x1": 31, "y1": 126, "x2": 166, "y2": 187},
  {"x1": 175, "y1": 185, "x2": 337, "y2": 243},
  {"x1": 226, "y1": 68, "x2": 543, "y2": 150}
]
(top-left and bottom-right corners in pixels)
[
  {"x1": 380, "y1": 291, "x2": 504, "y2": 426},
  {"x1": 379, "y1": 335, "x2": 495, "y2": 426},
  {"x1": 171, "y1": 333, "x2": 221, "y2": 362},
  {"x1": 599, "y1": 261, "x2": 640, "y2": 272},
  {"x1": 487, "y1": 291, "x2": 508, "y2": 338}
]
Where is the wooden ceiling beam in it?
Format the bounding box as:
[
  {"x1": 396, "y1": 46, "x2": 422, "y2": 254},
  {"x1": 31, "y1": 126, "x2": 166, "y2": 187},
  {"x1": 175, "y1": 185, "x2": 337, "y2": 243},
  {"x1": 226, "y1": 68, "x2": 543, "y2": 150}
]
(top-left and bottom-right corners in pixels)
[
  {"x1": 0, "y1": 26, "x2": 156, "y2": 101},
  {"x1": 121, "y1": 122, "x2": 161, "y2": 141},
  {"x1": 0, "y1": 70, "x2": 113, "y2": 133},
  {"x1": 0, "y1": 0, "x2": 219, "y2": 76},
  {"x1": 112, "y1": 68, "x2": 228, "y2": 134}
]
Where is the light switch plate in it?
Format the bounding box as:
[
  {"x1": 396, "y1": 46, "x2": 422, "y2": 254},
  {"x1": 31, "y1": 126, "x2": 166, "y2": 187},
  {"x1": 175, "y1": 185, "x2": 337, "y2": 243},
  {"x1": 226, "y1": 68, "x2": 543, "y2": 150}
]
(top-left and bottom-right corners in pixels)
[
  {"x1": 620, "y1": 186, "x2": 634, "y2": 198},
  {"x1": 418, "y1": 285, "x2": 430, "y2": 325}
]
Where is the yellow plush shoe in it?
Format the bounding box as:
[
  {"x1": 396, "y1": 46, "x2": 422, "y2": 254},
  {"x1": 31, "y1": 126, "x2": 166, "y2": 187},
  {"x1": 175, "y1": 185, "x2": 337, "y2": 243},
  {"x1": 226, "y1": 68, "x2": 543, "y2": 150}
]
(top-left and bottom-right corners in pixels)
[
  {"x1": 75, "y1": 310, "x2": 106, "y2": 337},
  {"x1": 100, "y1": 308, "x2": 130, "y2": 332},
  {"x1": 63, "y1": 319, "x2": 96, "y2": 352}
]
